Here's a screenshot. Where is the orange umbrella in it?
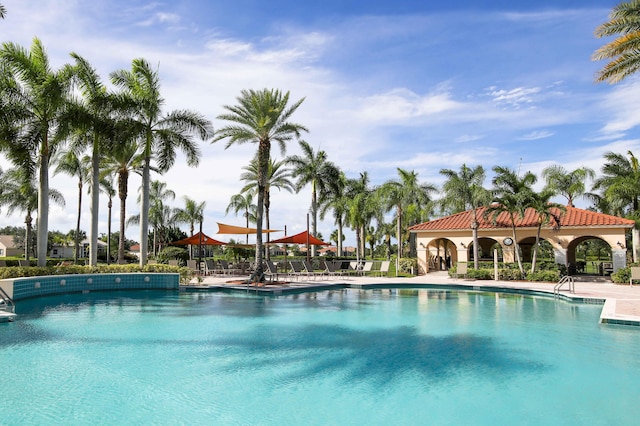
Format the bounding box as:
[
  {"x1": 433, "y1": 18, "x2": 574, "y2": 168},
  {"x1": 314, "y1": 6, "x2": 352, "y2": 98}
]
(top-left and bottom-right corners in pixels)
[
  {"x1": 169, "y1": 232, "x2": 226, "y2": 246},
  {"x1": 269, "y1": 230, "x2": 329, "y2": 246}
]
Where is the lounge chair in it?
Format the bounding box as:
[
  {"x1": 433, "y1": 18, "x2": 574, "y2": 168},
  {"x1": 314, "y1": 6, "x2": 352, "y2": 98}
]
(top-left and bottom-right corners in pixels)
[
  {"x1": 186, "y1": 260, "x2": 201, "y2": 275},
  {"x1": 264, "y1": 260, "x2": 280, "y2": 282},
  {"x1": 377, "y1": 260, "x2": 390, "y2": 277},
  {"x1": 454, "y1": 262, "x2": 468, "y2": 279},
  {"x1": 168, "y1": 259, "x2": 180, "y2": 267},
  {"x1": 321, "y1": 260, "x2": 341, "y2": 278},
  {"x1": 204, "y1": 259, "x2": 217, "y2": 276},
  {"x1": 303, "y1": 260, "x2": 320, "y2": 280},
  {"x1": 288, "y1": 261, "x2": 305, "y2": 280},
  {"x1": 631, "y1": 267, "x2": 640, "y2": 286},
  {"x1": 358, "y1": 261, "x2": 374, "y2": 276},
  {"x1": 0, "y1": 260, "x2": 6, "y2": 267},
  {"x1": 18, "y1": 260, "x2": 30, "y2": 267}
]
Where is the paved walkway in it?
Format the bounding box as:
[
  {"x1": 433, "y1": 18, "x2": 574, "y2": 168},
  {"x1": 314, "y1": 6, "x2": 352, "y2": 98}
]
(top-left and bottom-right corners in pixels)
[{"x1": 185, "y1": 272, "x2": 640, "y2": 327}]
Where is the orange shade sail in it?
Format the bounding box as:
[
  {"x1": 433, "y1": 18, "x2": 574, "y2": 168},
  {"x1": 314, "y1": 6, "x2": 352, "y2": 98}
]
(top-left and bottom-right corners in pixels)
[
  {"x1": 268, "y1": 230, "x2": 329, "y2": 246},
  {"x1": 216, "y1": 222, "x2": 281, "y2": 234},
  {"x1": 169, "y1": 232, "x2": 226, "y2": 246}
]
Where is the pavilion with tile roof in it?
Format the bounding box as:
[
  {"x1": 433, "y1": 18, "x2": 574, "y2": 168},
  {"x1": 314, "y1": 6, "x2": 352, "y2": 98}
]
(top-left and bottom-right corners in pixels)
[{"x1": 408, "y1": 205, "x2": 635, "y2": 275}]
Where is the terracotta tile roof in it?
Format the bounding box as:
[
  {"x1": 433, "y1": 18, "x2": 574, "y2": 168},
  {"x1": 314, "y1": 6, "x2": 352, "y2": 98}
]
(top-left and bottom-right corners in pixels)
[{"x1": 409, "y1": 205, "x2": 635, "y2": 232}]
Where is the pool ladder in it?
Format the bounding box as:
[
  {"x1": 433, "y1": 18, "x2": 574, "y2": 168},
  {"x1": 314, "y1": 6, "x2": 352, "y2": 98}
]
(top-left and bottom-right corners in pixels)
[
  {"x1": 554, "y1": 275, "x2": 575, "y2": 296},
  {"x1": 0, "y1": 286, "x2": 16, "y2": 322}
]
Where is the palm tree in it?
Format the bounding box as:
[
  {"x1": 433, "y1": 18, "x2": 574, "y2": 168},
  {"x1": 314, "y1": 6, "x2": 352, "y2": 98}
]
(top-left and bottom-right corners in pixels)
[
  {"x1": 225, "y1": 192, "x2": 257, "y2": 245},
  {"x1": 99, "y1": 178, "x2": 116, "y2": 264},
  {"x1": 528, "y1": 189, "x2": 565, "y2": 274},
  {"x1": 485, "y1": 166, "x2": 537, "y2": 277},
  {"x1": 379, "y1": 168, "x2": 437, "y2": 261},
  {"x1": 175, "y1": 196, "x2": 206, "y2": 259},
  {"x1": 439, "y1": 164, "x2": 489, "y2": 269},
  {"x1": 100, "y1": 138, "x2": 144, "y2": 263},
  {"x1": 593, "y1": 0, "x2": 640, "y2": 83},
  {"x1": 541, "y1": 165, "x2": 595, "y2": 207},
  {"x1": 0, "y1": 38, "x2": 75, "y2": 265},
  {"x1": 145, "y1": 180, "x2": 176, "y2": 256},
  {"x1": 0, "y1": 167, "x2": 65, "y2": 260},
  {"x1": 240, "y1": 156, "x2": 294, "y2": 257},
  {"x1": 287, "y1": 140, "x2": 340, "y2": 257},
  {"x1": 64, "y1": 53, "x2": 124, "y2": 266},
  {"x1": 0, "y1": 4, "x2": 6, "y2": 18},
  {"x1": 345, "y1": 172, "x2": 376, "y2": 261},
  {"x1": 213, "y1": 89, "x2": 307, "y2": 280},
  {"x1": 592, "y1": 150, "x2": 640, "y2": 262},
  {"x1": 110, "y1": 58, "x2": 212, "y2": 266},
  {"x1": 319, "y1": 171, "x2": 348, "y2": 258},
  {"x1": 54, "y1": 150, "x2": 90, "y2": 263}
]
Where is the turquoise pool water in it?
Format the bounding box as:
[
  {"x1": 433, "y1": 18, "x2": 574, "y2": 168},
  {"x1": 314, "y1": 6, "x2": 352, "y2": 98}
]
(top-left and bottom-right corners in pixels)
[{"x1": 1, "y1": 288, "x2": 639, "y2": 425}]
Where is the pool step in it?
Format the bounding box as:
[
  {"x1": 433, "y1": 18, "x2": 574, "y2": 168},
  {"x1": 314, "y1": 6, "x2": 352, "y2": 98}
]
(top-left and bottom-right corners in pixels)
[{"x1": 0, "y1": 311, "x2": 16, "y2": 322}]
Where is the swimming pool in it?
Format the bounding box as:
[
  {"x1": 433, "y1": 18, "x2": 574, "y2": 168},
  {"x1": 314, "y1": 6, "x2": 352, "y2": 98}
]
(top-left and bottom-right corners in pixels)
[{"x1": 1, "y1": 288, "x2": 639, "y2": 425}]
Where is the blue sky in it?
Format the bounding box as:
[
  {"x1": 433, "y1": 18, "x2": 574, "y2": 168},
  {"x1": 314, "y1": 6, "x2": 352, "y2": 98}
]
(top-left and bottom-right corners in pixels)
[{"x1": 2, "y1": 0, "x2": 639, "y2": 246}]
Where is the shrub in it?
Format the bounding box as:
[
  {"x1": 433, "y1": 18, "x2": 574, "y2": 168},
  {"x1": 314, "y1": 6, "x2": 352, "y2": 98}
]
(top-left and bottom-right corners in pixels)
[
  {"x1": 157, "y1": 246, "x2": 188, "y2": 265},
  {"x1": 526, "y1": 270, "x2": 560, "y2": 282},
  {"x1": 398, "y1": 257, "x2": 417, "y2": 275}
]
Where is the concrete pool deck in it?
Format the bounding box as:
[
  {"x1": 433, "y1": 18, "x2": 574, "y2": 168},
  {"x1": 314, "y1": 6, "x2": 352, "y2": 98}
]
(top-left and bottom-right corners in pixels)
[{"x1": 182, "y1": 271, "x2": 640, "y2": 327}]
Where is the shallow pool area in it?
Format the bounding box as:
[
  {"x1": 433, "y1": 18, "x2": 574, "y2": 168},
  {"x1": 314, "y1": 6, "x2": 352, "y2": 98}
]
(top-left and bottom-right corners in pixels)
[{"x1": 1, "y1": 288, "x2": 639, "y2": 425}]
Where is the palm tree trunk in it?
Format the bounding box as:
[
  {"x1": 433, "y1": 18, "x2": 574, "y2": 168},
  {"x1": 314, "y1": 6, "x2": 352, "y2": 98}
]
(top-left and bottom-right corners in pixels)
[
  {"x1": 265, "y1": 189, "x2": 271, "y2": 261},
  {"x1": 633, "y1": 227, "x2": 639, "y2": 263},
  {"x1": 118, "y1": 171, "x2": 128, "y2": 264},
  {"x1": 89, "y1": 145, "x2": 100, "y2": 265},
  {"x1": 107, "y1": 197, "x2": 112, "y2": 265},
  {"x1": 74, "y1": 181, "x2": 82, "y2": 264},
  {"x1": 254, "y1": 141, "x2": 269, "y2": 280},
  {"x1": 531, "y1": 225, "x2": 542, "y2": 274},
  {"x1": 337, "y1": 217, "x2": 343, "y2": 258},
  {"x1": 396, "y1": 205, "x2": 402, "y2": 261},
  {"x1": 24, "y1": 213, "x2": 32, "y2": 260},
  {"x1": 139, "y1": 156, "x2": 150, "y2": 266},
  {"x1": 37, "y1": 142, "x2": 49, "y2": 267},
  {"x1": 311, "y1": 186, "x2": 317, "y2": 258},
  {"x1": 472, "y1": 209, "x2": 480, "y2": 270}
]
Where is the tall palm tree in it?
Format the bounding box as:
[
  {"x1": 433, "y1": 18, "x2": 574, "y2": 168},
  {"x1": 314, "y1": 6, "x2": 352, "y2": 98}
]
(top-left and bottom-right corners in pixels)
[
  {"x1": 99, "y1": 178, "x2": 116, "y2": 264},
  {"x1": 439, "y1": 164, "x2": 489, "y2": 269},
  {"x1": 528, "y1": 189, "x2": 565, "y2": 274},
  {"x1": 213, "y1": 89, "x2": 307, "y2": 280},
  {"x1": 225, "y1": 192, "x2": 257, "y2": 245},
  {"x1": 0, "y1": 4, "x2": 6, "y2": 18},
  {"x1": 379, "y1": 168, "x2": 437, "y2": 261},
  {"x1": 240, "y1": 156, "x2": 294, "y2": 257},
  {"x1": 592, "y1": 150, "x2": 640, "y2": 262},
  {"x1": 485, "y1": 166, "x2": 537, "y2": 277},
  {"x1": 175, "y1": 196, "x2": 206, "y2": 259},
  {"x1": 100, "y1": 138, "x2": 144, "y2": 263},
  {"x1": 541, "y1": 165, "x2": 595, "y2": 207},
  {"x1": 145, "y1": 180, "x2": 176, "y2": 256},
  {"x1": 54, "y1": 150, "x2": 90, "y2": 263},
  {"x1": 593, "y1": 0, "x2": 640, "y2": 84},
  {"x1": 64, "y1": 53, "x2": 124, "y2": 266},
  {"x1": 319, "y1": 171, "x2": 348, "y2": 258},
  {"x1": 345, "y1": 172, "x2": 376, "y2": 261},
  {"x1": 110, "y1": 58, "x2": 212, "y2": 266},
  {"x1": 287, "y1": 140, "x2": 340, "y2": 257},
  {"x1": 0, "y1": 38, "x2": 75, "y2": 266},
  {"x1": 0, "y1": 167, "x2": 65, "y2": 260}
]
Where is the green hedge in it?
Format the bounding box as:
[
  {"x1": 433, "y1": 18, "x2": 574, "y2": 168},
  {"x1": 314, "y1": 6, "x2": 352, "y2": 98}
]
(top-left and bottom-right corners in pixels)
[
  {"x1": 0, "y1": 263, "x2": 191, "y2": 284},
  {"x1": 449, "y1": 265, "x2": 561, "y2": 282}
]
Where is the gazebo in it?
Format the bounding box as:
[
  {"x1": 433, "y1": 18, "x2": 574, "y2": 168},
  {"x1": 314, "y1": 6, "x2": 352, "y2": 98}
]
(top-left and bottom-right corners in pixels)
[{"x1": 409, "y1": 205, "x2": 635, "y2": 275}]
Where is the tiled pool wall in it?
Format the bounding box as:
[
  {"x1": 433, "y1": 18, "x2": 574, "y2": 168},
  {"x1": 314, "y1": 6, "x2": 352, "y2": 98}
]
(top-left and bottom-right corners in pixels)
[{"x1": 7, "y1": 273, "x2": 180, "y2": 301}]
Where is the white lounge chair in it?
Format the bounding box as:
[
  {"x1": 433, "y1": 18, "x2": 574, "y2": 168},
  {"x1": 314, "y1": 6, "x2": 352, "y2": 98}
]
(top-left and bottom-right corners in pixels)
[
  {"x1": 630, "y1": 267, "x2": 640, "y2": 286},
  {"x1": 454, "y1": 262, "x2": 468, "y2": 279}
]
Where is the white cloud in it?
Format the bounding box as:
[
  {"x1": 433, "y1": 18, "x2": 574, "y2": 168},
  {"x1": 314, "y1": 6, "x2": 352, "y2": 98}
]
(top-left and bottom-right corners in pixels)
[{"x1": 518, "y1": 130, "x2": 554, "y2": 141}]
